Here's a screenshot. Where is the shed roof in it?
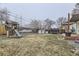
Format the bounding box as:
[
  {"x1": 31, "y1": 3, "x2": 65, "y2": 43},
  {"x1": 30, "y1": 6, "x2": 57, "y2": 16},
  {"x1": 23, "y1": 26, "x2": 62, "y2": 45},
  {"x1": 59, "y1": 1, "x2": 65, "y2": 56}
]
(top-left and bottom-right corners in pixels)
[
  {"x1": 6, "y1": 20, "x2": 19, "y2": 25},
  {"x1": 0, "y1": 19, "x2": 19, "y2": 25}
]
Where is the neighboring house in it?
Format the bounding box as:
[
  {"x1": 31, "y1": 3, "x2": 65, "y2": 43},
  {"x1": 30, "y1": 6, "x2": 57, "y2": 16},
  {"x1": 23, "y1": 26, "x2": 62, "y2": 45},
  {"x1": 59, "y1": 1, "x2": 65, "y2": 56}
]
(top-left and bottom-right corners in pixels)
[
  {"x1": 70, "y1": 14, "x2": 79, "y2": 34},
  {"x1": 21, "y1": 25, "x2": 49, "y2": 34},
  {"x1": 38, "y1": 29, "x2": 49, "y2": 34}
]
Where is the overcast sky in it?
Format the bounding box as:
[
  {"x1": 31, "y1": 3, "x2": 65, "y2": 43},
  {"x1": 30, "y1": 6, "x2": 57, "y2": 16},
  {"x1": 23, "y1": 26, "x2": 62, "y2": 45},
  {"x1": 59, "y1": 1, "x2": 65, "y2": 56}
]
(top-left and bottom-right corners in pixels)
[{"x1": 0, "y1": 3, "x2": 75, "y2": 25}]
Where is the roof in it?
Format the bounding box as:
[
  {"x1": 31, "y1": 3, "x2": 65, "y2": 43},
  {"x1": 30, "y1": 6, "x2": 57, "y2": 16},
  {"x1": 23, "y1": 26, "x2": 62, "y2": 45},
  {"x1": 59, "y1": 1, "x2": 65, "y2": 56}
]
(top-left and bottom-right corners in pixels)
[
  {"x1": 0, "y1": 19, "x2": 18, "y2": 25},
  {"x1": 70, "y1": 14, "x2": 79, "y2": 22},
  {"x1": 6, "y1": 20, "x2": 19, "y2": 25},
  {"x1": 8, "y1": 20, "x2": 18, "y2": 24}
]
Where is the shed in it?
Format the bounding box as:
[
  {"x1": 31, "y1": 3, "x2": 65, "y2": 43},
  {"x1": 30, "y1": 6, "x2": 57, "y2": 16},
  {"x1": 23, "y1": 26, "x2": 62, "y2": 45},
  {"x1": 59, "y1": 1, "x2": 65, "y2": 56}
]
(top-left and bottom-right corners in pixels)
[
  {"x1": 0, "y1": 19, "x2": 19, "y2": 35},
  {"x1": 0, "y1": 20, "x2": 6, "y2": 35}
]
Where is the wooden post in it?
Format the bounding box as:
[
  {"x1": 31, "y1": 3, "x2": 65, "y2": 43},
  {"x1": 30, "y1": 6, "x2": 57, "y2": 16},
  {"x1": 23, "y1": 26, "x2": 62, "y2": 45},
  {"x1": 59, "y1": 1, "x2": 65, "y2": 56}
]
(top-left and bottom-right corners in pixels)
[
  {"x1": 59, "y1": 22, "x2": 62, "y2": 33},
  {"x1": 7, "y1": 30, "x2": 9, "y2": 37},
  {"x1": 68, "y1": 13, "x2": 70, "y2": 32}
]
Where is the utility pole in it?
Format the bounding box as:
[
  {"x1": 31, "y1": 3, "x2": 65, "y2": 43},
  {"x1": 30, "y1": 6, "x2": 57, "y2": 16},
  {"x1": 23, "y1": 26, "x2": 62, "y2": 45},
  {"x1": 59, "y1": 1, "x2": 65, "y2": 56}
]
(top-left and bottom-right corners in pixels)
[
  {"x1": 20, "y1": 16, "x2": 24, "y2": 35},
  {"x1": 20, "y1": 16, "x2": 22, "y2": 27}
]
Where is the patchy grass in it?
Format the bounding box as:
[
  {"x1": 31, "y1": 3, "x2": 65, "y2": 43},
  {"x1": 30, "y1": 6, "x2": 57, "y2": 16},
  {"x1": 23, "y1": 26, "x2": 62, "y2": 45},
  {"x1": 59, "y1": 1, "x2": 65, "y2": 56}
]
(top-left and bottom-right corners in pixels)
[{"x1": 0, "y1": 34, "x2": 75, "y2": 56}]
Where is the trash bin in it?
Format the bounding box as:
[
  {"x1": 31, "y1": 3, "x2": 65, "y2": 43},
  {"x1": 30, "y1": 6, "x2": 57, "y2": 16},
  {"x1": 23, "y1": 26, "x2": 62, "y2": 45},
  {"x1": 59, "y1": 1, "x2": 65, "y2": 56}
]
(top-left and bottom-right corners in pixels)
[{"x1": 65, "y1": 32, "x2": 71, "y2": 37}]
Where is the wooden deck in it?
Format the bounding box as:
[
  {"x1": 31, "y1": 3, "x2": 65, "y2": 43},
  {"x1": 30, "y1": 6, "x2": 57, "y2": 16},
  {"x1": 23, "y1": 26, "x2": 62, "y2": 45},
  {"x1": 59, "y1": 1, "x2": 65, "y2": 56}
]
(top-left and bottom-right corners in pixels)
[{"x1": 65, "y1": 34, "x2": 79, "y2": 40}]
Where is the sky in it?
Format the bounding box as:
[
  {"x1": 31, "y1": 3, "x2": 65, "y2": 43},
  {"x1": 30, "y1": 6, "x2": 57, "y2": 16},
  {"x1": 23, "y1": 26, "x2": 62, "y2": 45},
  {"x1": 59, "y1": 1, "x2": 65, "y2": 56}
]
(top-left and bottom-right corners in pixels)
[{"x1": 0, "y1": 3, "x2": 76, "y2": 25}]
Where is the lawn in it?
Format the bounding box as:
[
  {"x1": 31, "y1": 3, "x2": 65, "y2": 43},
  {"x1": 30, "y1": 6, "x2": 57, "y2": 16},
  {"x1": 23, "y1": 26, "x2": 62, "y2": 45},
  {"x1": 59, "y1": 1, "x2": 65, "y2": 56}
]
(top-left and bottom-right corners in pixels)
[{"x1": 0, "y1": 33, "x2": 76, "y2": 56}]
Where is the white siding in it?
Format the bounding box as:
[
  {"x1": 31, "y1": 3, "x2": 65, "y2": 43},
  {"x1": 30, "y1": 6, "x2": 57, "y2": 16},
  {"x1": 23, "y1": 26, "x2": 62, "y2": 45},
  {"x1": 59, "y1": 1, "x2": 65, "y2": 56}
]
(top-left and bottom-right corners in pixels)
[
  {"x1": 72, "y1": 23, "x2": 77, "y2": 33},
  {"x1": 76, "y1": 21, "x2": 79, "y2": 34}
]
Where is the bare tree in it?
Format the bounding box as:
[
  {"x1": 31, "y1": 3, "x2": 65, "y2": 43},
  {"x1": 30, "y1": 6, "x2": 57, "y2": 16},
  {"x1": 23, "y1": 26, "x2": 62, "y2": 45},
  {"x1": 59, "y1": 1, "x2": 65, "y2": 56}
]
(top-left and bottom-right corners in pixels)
[
  {"x1": 0, "y1": 8, "x2": 9, "y2": 21},
  {"x1": 75, "y1": 3, "x2": 79, "y2": 8},
  {"x1": 30, "y1": 20, "x2": 40, "y2": 29},
  {"x1": 44, "y1": 18, "x2": 55, "y2": 30},
  {"x1": 30, "y1": 18, "x2": 55, "y2": 33},
  {"x1": 72, "y1": 3, "x2": 79, "y2": 15},
  {"x1": 56, "y1": 17, "x2": 67, "y2": 28}
]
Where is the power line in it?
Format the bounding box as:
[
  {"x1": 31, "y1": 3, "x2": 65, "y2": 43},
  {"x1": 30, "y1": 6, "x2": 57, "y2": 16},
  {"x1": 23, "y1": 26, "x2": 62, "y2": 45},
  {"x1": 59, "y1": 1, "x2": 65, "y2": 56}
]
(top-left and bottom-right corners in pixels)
[
  {"x1": 0, "y1": 10, "x2": 29, "y2": 26},
  {"x1": 0, "y1": 10, "x2": 24, "y2": 20}
]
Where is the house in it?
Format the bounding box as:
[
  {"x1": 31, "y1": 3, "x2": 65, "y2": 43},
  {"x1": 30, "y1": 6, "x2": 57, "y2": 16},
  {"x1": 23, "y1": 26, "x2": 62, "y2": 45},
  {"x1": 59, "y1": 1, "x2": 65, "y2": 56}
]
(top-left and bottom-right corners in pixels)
[{"x1": 70, "y1": 14, "x2": 79, "y2": 34}]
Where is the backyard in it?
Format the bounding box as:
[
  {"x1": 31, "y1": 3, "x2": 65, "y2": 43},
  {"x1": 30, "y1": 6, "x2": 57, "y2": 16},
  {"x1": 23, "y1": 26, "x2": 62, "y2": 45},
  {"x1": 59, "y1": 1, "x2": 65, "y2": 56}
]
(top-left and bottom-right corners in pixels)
[{"x1": 0, "y1": 33, "x2": 78, "y2": 56}]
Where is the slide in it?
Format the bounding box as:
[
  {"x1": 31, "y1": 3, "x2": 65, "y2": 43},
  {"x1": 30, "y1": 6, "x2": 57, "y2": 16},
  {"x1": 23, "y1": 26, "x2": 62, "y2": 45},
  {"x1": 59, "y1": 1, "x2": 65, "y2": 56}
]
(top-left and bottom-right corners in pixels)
[{"x1": 14, "y1": 29, "x2": 22, "y2": 37}]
